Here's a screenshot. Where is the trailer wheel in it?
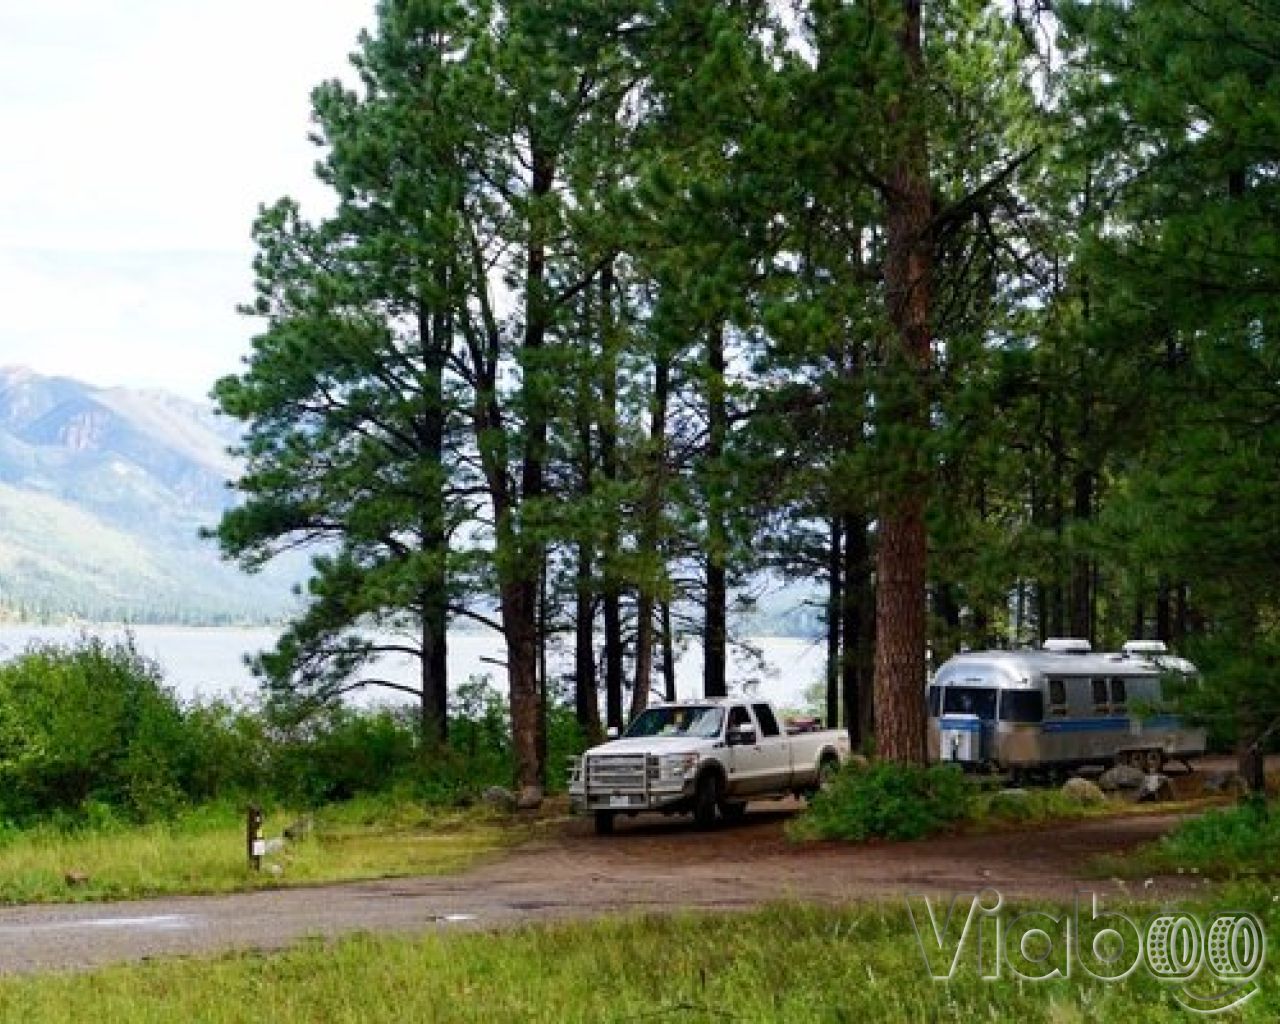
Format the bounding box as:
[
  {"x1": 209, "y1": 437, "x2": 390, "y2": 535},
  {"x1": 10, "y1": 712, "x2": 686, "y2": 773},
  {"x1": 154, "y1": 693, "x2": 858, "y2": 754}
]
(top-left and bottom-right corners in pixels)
[
  {"x1": 593, "y1": 811, "x2": 615, "y2": 836},
  {"x1": 693, "y1": 771, "x2": 722, "y2": 829}
]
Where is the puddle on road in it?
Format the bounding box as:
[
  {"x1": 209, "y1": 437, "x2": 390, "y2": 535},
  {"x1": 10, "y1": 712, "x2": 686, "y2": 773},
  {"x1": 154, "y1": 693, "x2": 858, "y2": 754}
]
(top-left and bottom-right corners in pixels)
[{"x1": 0, "y1": 914, "x2": 195, "y2": 935}]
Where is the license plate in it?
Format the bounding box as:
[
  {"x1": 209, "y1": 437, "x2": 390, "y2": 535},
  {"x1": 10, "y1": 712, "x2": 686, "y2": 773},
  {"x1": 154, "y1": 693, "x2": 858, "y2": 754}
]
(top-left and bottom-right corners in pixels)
[{"x1": 609, "y1": 795, "x2": 632, "y2": 808}]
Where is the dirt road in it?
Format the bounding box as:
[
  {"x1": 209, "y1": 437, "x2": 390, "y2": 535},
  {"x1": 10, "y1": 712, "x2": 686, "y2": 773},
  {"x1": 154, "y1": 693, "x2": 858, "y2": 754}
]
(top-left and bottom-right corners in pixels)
[{"x1": 0, "y1": 803, "x2": 1204, "y2": 975}]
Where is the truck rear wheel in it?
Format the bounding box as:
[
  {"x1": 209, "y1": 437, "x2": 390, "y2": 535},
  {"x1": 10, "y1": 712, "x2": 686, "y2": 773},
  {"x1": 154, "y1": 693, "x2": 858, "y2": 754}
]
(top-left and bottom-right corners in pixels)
[
  {"x1": 815, "y1": 753, "x2": 840, "y2": 794},
  {"x1": 593, "y1": 811, "x2": 615, "y2": 836},
  {"x1": 693, "y1": 771, "x2": 722, "y2": 829}
]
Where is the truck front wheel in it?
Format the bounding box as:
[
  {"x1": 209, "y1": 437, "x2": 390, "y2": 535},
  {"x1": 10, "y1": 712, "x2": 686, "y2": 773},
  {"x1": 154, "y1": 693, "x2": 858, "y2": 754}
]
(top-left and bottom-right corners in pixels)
[
  {"x1": 593, "y1": 811, "x2": 616, "y2": 836},
  {"x1": 693, "y1": 771, "x2": 722, "y2": 829}
]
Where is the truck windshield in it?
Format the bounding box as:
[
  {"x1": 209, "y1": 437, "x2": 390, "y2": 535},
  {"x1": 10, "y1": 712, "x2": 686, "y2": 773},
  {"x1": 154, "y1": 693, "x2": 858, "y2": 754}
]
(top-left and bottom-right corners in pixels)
[{"x1": 625, "y1": 706, "x2": 725, "y2": 739}]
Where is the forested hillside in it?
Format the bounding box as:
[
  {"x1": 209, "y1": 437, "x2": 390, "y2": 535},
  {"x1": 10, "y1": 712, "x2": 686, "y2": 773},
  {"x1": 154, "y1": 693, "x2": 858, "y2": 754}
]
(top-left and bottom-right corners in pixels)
[
  {"x1": 0, "y1": 367, "x2": 297, "y2": 622},
  {"x1": 212, "y1": 0, "x2": 1280, "y2": 799}
]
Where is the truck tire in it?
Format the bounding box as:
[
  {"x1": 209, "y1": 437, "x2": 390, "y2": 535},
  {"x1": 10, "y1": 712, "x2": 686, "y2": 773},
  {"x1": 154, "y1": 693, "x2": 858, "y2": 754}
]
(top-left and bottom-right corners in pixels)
[
  {"x1": 693, "y1": 770, "x2": 722, "y2": 829},
  {"x1": 801, "y1": 754, "x2": 841, "y2": 801},
  {"x1": 593, "y1": 811, "x2": 616, "y2": 836}
]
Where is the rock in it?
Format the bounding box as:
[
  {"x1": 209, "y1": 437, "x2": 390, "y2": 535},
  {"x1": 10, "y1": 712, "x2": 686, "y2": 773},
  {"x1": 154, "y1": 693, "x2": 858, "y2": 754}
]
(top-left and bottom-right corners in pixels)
[
  {"x1": 1202, "y1": 771, "x2": 1247, "y2": 796},
  {"x1": 847, "y1": 754, "x2": 870, "y2": 771},
  {"x1": 1061, "y1": 777, "x2": 1107, "y2": 805},
  {"x1": 1098, "y1": 764, "x2": 1146, "y2": 791},
  {"x1": 482, "y1": 786, "x2": 518, "y2": 812},
  {"x1": 266, "y1": 863, "x2": 284, "y2": 877},
  {"x1": 1137, "y1": 773, "x2": 1174, "y2": 802},
  {"x1": 63, "y1": 870, "x2": 90, "y2": 887},
  {"x1": 515, "y1": 785, "x2": 544, "y2": 811},
  {"x1": 283, "y1": 815, "x2": 315, "y2": 840}
]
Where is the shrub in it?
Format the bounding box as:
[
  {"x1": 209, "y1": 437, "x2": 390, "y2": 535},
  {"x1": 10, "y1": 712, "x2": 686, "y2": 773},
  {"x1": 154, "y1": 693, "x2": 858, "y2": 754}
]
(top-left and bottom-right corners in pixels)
[
  {"x1": 0, "y1": 636, "x2": 190, "y2": 822},
  {"x1": 1144, "y1": 799, "x2": 1280, "y2": 877},
  {"x1": 790, "y1": 760, "x2": 974, "y2": 842}
]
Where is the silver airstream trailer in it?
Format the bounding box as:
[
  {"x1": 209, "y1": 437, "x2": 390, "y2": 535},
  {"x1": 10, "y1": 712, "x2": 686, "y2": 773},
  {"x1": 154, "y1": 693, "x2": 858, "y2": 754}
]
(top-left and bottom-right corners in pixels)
[{"x1": 927, "y1": 639, "x2": 1205, "y2": 779}]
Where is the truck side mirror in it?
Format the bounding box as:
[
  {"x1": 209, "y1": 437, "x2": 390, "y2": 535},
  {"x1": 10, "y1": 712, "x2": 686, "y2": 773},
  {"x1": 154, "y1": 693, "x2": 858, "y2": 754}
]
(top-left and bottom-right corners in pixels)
[{"x1": 728, "y1": 725, "x2": 756, "y2": 747}]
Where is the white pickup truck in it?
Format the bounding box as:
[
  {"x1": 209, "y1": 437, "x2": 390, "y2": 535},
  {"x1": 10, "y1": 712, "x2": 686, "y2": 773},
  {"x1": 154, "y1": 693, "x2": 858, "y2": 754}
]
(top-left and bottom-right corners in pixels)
[{"x1": 568, "y1": 699, "x2": 851, "y2": 834}]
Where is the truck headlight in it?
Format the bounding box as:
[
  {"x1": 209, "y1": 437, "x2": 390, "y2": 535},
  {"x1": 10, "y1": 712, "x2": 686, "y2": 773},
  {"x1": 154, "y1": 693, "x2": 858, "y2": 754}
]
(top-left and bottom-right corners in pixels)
[{"x1": 658, "y1": 753, "x2": 699, "y2": 780}]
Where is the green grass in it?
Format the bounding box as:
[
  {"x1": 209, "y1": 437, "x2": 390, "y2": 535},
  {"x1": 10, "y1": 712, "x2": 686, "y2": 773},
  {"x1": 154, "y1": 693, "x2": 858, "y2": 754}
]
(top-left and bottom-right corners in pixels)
[
  {"x1": 1, "y1": 901, "x2": 1276, "y2": 1022},
  {"x1": 1096, "y1": 798, "x2": 1280, "y2": 881},
  {"x1": 0, "y1": 798, "x2": 524, "y2": 905}
]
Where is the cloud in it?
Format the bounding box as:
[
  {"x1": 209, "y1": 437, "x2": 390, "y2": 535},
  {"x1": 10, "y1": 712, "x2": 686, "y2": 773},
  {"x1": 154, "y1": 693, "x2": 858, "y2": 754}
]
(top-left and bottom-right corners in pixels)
[{"x1": 0, "y1": 0, "x2": 373, "y2": 398}]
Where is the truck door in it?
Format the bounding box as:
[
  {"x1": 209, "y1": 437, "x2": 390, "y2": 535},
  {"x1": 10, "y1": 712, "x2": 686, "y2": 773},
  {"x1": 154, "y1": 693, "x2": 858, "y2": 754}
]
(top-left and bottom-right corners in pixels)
[
  {"x1": 726, "y1": 704, "x2": 769, "y2": 794},
  {"x1": 750, "y1": 702, "x2": 792, "y2": 791}
]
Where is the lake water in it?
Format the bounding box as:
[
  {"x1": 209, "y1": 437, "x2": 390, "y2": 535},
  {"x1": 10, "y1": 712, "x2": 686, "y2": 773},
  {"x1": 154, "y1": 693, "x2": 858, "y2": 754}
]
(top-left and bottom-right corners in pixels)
[{"x1": 0, "y1": 624, "x2": 826, "y2": 711}]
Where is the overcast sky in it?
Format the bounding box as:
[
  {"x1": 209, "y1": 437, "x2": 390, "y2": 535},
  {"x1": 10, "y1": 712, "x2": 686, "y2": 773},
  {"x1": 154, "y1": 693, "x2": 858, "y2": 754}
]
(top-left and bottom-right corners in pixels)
[{"x1": 0, "y1": 0, "x2": 376, "y2": 400}]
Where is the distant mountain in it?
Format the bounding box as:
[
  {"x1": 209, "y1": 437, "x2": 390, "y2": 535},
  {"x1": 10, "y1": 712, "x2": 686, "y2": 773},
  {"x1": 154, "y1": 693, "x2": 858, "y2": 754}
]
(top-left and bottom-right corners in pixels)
[{"x1": 0, "y1": 367, "x2": 299, "y2": 624}]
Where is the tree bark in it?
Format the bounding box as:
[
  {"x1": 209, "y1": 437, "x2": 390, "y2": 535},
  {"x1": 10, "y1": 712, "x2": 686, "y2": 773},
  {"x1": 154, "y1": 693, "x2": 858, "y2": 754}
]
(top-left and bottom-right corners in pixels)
[
  {"x1": 574, "y1": 541, "x2": 601, "y2": 740},
  {"x1": 826, "y1": 516, "x2": 843, "y2": 729},
  {"x1": 1070, "y1": 469, "x2": 1093, "y2": 642},
  {"x1": 873, "y1": 0, "x2": 931, "y2": 763},
  {"x1": 704, "y1": 321, "x2": 728, "y2": 699},
  {"x1": 631, "y1": 339, "x2": 671, "y2": 721},
  {"x1": 843, "y1": 513, "x2": 875, "y2": 747},
  {"x1": 599, "y1": 264, "x2": 625, "y2": 730},
  {"x1": 660, "y1": 600, "x2": 677, "y2": 701},
  {"x1": 416, "y1": 299, "x2": 449, "y2": 744}
]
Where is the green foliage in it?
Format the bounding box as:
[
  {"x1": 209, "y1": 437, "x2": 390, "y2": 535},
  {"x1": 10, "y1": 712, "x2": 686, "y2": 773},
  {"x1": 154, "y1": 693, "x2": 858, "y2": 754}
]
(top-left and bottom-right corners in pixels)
[
  {"x1": 790, "y1": 760, "x2": 974, "y2": 842},
  {"x1": 0, "y1": 637, "x2": 190, "y2": 822},
  {"x1": 0, "y1": 641, "x2": 588, "y2": 826},
  {"x1": 1125, "y1": 799, "x2": 1280, "y2": 880}
]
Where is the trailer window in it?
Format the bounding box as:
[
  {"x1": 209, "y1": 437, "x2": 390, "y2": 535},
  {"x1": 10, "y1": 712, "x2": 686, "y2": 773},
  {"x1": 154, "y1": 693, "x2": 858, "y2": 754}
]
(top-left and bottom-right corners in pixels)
[
  {"x1": 752, "y1": 703, "x2": 781, "y2": 737},
  {"x1": 1091, "y1": 678, "x2": 1109, "y2": 709},
  {"x1": 1048, "y1": 678, "x2": 1067, "y2": 715},
  {"x1": 943, "y1": 687, "x2": 996, "y2": 721},
  {"x1": 928, "y1": 685, "x2": 941, "y2": 717},
  {"x1": 1111, "y1": 678, "x2": 1127, "y2": 706},
  {"x1": 1000, "y1": 691, "x2": 1044, "y2": 723}
]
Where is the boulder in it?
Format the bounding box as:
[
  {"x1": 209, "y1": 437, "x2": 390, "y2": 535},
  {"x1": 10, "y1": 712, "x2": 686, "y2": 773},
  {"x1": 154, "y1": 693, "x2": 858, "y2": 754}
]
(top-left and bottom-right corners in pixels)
[
  {"x1": 1201, "y1": 771, "x2": 1246, "y2": 796},
  {"x1": 1061, "y1": 777, "x2": 1107, "y2": 805},
  {"x1": 515, "y1": 785, "x2": 544, "y2": 811},
  {"x1": 1098, "y1": 764, "x2": 1146, "y2": 792},
  {"x1": 1137, "y1": 773, "x2": 1174, "y2": 803},
  {"x1": 283, "y1": 815, "x2": 315, "y2": 841},
  {"x1": 482, "y1": 786, "x2": 518, "y2": 812},
  {"x1": 63, "y1": 870, "x2": 91, "y2": 887}
]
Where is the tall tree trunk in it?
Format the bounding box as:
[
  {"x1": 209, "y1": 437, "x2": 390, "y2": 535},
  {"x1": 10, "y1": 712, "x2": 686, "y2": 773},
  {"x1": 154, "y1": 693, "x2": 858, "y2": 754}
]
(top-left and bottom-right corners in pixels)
[
  {"x1": 506, "y1": 142, "x2": 555, "y2": 799},
  {"x1": 660, "y1": 600, "x2": 677, "y2": 701},
  {"x1": 631, "y1": 600, "x2": 654, "y2": 720},
  {"x1": 873, "y1": 0, "x2": 931, "y2": 763},
  {"x1": 417, "y1": 300, "x2": 449, "y2": 744},
  {"x1": 844, "y1": 513, "x2": 874, "y2": 747},
  {"x1": 630, "y1": 340, "x2": 671, "y2": 720},
  {"x1": 599, "y1": 263, "x2": 625, "y2": 729},
  {"x1": 704, "y1": 321, "x2": 728, "y2": 699},
  {"x1": 1070, "y1": 469, "x2": 1093, "y2": 642},
  {"x1": 826, "y1": 516, "x2": 843, "y2": 729},
  {"x1": 1156, "y1": 580, "x2": 1172, "y2": 644},
  {"x1": 574, "y1": 541, "x2": 601, "y2": 740}
]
